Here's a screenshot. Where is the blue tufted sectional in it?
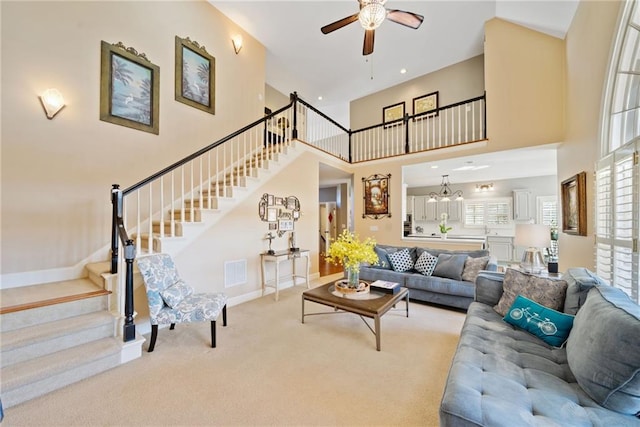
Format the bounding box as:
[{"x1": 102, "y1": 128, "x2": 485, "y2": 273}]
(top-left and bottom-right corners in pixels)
[{"x1": 439, "y1": 268, "x2": 640, "y2": 426}]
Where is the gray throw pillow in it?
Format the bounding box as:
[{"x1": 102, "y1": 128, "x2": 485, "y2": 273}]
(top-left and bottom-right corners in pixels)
[
  {"x1": 431, "y1": 253, "x2": 467, "y2": 281},
  {"x1": 493, "y1": 268, "x2": 567, "y2": 317},
  {"x1": 372, "y1": 246, "x2": 391, "y2": 269},
  {"x1": 461, "y1": 256, "x2": 490, "y2": 283},
  {"x1": 562, "y1": 267, "x2": 608, "y2": 314},
  {"x1": 566, "y1": 286, "x2": 640, "y2": 415}
]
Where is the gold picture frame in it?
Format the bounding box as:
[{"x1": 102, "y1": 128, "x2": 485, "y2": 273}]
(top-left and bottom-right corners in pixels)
[
  {"x1": 383, "y1": 102, "x2": 405, "y2": 128},
  {"x1": 175, "y1": 36, "x2": 215, "y2": 115},
  {"x1": 362, "y1": 174, "x2": 391, "y2": 219},
  {"x1": 100, "y1": 41, "x2": 160, "y2": 134},
  {"x1": 561, "y1": 172, "x2": 587, "y2": 236},
  {"x1": 413, "y1": 91, "x2": 439, "y2": 119}
]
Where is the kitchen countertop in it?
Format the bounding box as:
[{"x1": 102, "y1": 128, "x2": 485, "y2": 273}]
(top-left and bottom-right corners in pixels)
[{"x1": 405, "y1": 234, "x2": 487, "y2": 244}]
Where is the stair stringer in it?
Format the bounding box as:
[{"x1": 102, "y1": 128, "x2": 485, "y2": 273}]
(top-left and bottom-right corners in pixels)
[{"x1": 146, "y1": 140, "x2": 305, "y2": 258}]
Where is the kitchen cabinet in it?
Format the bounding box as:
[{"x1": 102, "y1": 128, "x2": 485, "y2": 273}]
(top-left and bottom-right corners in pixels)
[
  {"x1": 406, "y1": 195, "x2": 414, "y2": 215},
  {"x1": 486, "y1": 236, "x2": 514, "y2": 262},
  {"x1": 438, "y1": 199, "x2": 462, "y2": 222},
  {"x1": 513, "y1": 190, "x2": 533, "y2": 222},
  {"x1": 413, "y1": 196, "x2": 438, "y2": 221}
]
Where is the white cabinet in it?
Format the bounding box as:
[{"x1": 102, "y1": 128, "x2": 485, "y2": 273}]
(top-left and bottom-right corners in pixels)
[
  {"x1": 486, "y1": 236, "x2": 514, "y2": 262},
  {"x1": 413, "y1": 196, "x2": 438, "y2": 221},
  {"x1": 439, "y1": 199, "x2": 462, "y2": 222},
  {"x1": 513, "y1": 190, "x2": 533, "y2": 222},
  {"x1": 406, "y1": 195, "x2": 414, "y2": 215}
]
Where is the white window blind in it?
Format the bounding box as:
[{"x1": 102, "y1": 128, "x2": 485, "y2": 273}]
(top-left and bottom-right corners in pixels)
[
  {"x1": 464, "y1": 198, "x2": 510, "y2": 227},
  {"x1": 598, "y1": 0, "x2": 640, "y2": 304},
  {"x1": 536, "y1": 196, "x2": 558, "y2": 226}
]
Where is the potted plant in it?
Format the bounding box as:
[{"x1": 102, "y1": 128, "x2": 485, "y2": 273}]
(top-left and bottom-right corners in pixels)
[
  {"x1": 325, "y1": 230, "x2": 378, "y2": 289},
  {"x1": 439, "y1": 212, "x2": 452, "y2": 239}
]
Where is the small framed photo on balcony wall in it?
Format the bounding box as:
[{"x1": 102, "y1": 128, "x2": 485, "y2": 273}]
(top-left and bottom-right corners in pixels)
[
  {"x1": 383, "y1": 102, "x2": 405, "y2": 128},
  {"x1": 561, "y1": 171, "x2": 587, "y2": 236},
  {"x1": 175, "y1": 36, "x2": 215, "y2": 115},
  {"x1": 413, "y1": 91, "x2": 439, "y2": 120},
  {"x1": 362, "y1": 174, "x2": 391, "y2": 219},
  {"x1": 100, "y1": 41, "x2": 160, "y2": 134}
]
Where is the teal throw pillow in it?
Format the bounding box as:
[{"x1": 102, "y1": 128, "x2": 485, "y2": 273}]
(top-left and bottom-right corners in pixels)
[{"x1": 504, "y1": 295, "x2": 575, "y2": 347}]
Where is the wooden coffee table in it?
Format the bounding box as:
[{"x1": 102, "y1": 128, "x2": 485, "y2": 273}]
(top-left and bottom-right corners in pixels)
[{"x1": 301, "y1": 282, "x2": 409, "y2": 351}]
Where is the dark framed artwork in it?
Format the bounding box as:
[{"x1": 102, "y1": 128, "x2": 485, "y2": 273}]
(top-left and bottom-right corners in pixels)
[
  {"x1": 362, "y1": 174, "x2": 391, "y2": 219},
  {"x1": 100, "y1": 41, "x2": 160, "y2": 134},
  {"x1": 561, "y1": 172, "x2": 587, "y2": 236},
  {"x1": 383, "y1": 102, "x2": 405, "y2": 128},
  {"x1": 413, "y1": 91, "x2": 439, "y2": 120},
  {"x1": 175, "y1": 36, "x2": 215, "y2": 115}
]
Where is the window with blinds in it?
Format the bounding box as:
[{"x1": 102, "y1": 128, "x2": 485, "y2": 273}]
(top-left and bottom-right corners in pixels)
[
  {"x1": 464, "y1": 198, "x2": 511, "y2": 227},
  {"x1": 536, "y1": 196, "x2": 558, "y2": 226},
  {"x1": 598, "y1": 0, "x2": 640, "y2": 304}
]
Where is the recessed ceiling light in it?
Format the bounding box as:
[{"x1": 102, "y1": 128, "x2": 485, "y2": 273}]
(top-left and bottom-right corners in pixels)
[
  {"x1": 430, "y1": 165, "x2": 439, "y2": 169},
  {"x1": 400, "y1": 68, "x2": 407, "y2": 74},
  {"x1": 318, "y1": 96, "x2": 323, "y2": 101}
]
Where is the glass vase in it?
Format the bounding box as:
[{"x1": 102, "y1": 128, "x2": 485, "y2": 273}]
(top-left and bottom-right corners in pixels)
[{"x1": 346, "y1": 267, "x2": 360, "y2": 289}]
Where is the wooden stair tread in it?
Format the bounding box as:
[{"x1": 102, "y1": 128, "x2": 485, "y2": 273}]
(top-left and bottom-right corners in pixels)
[{"x1": 0, "y1": 279, "x2": 110, "y2": 315}]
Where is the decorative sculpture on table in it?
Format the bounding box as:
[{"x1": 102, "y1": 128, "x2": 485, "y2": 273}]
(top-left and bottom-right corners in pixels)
[{"x1": 265, "y1": 232, "x2": 275, "y2": 255}]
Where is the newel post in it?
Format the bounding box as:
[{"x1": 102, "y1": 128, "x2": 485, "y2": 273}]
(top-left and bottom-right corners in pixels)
[
  {"x1": 404, "y1": 113, "x2": 410, "y2": 154},
  {"x1": 290, "y1": 92, "x2": 298, "y2": 139},
  {"x1": 110, "y1": 184, "x2": 121, "y2": 274},
  {"x1": 123, "y1": 238, "x2": 136, "y2": 342}
]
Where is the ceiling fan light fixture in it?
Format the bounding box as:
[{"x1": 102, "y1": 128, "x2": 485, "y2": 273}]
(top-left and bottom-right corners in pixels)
[{"x1": 359, "y1": 1, "x2": 387, "y2": 30}]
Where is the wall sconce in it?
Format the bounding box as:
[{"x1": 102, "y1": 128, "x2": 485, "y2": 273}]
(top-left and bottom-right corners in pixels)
[
  {"x1": 475, "y1": 183, "x2": 494, "y2": 192},
  {"x1": 231, "y1": 35, "x2": 243, "y2": 54},
  {"x1": 39, "y1": 88, "x2": 65, "y2": 119}
]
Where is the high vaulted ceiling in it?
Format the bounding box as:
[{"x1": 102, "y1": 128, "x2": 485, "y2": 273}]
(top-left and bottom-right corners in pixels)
[{"x1": 211, "y1": 0, "x2": 579, "y2": 123}]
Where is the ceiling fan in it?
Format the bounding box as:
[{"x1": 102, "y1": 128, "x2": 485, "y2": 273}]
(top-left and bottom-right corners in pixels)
[{"x1": 321, "y1": 0, "x2": 424, "y2": 56}]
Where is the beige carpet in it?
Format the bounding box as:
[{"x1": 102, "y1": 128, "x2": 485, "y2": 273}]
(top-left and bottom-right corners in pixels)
[{"x1": 3, "y1": 276, "x2": 466, "y2": 426}]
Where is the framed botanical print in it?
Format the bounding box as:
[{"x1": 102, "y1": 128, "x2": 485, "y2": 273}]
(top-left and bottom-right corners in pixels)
[
  {"x1": 175, "y1": 36, "x2": 215, "y2": 115},
  {"x1": 561, "y1": 172, "x2": 587, "y2": 236},
  {"x1": 413, "y1": 91, "x2": 439, "y2": 119},
  {"x1": 362, "y1": 173, "x2": 391, "y2": 219},
  {"x1": 100, "y1": 41, "x2": 160, "y2": 134},
  {"x1": 383, "y1": 102, "x2": 405, "y2": 128}
]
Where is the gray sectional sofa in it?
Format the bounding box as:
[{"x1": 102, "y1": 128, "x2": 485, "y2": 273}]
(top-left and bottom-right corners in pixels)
[
  {"x1": 440, "y1": 267, "x2": 640, "y2": 426},
  {"x1": 357, "y1": 244, "x2": 498, "y2": 310}
]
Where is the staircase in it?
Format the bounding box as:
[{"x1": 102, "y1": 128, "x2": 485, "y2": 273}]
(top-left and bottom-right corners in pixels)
[
  {"x1": 0, "y1": 140, "x2": 304, "y2": 409},
  {"x1": 0, "y1": 270, "x2": 121, "y2": 409}
]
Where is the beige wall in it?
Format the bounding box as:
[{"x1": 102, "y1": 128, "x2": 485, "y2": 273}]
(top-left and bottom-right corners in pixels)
[
  {"x1": 350, "y1": 55, "x2": 485, "y2": 130},
  {"x1": 484, "y1": 18, "x2": 565, "y2": 151},
  {"x1": 558, "y1": 0, "x2": 621, "y2": 271},
  {"x1": 1, "y1": 1, "x2": 266, "y2": 274}
]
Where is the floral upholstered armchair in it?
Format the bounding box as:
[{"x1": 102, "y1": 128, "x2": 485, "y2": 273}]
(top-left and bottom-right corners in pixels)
[{"x1": 136, "y1": 253, "x2": 227, "y2": 352}]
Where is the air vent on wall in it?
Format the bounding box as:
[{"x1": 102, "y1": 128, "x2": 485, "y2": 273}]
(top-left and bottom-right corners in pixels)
[{"x1": 224, "y1": 259, "x2": 247, "y2": 288}]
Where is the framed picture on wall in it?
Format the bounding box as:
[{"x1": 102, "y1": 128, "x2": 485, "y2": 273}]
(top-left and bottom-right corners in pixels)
[
  {"x1": 412, "y1": 91, "x2": 439, "y2": 120},
  {"x1": 175, "y1": 36, "x2": 215, "y2": 115},
  {"x1": 100, "y1": 41, "x2": 160, "y2": 134},
  {"x1": 382, "y1": 102, "x2": 405, "y2": 128},
  {"x1": 561, "y1": 171, "x2": 587, "y2": 236},
  {"x1": 362, "y1": 174, "x2": 391, "y2": 219}
]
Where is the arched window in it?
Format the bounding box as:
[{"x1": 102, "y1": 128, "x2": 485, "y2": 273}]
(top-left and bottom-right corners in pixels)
[{"x1": 596, "y1": 0, "x2": 640, "y2": 303}]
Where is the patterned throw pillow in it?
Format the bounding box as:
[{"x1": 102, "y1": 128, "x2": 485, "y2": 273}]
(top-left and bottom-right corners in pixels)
[
  {"x1": 160, "y1": 279, "x2": 193, "y2": 308},
  {"x1": 414, "y1": 251, "x2": 438, "y2": 276},
  {"x1": 494, "y1": 268, "x2": 568, "y2": 316},
  {"x1": 461, "y1": 256, "x2": 490, "y2": 283},
  {"x1": 504, "y1": 295, "x2": 575, "y2": 347},
  {"x1": 373, "y1": 246, "x2": 391, "y2": 269},
  {"x1": 387, "y1": 248, "x2": 414, "y2": 272}
]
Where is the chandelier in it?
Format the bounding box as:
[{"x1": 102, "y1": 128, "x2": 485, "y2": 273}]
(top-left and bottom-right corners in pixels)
[
  {"x1": 427, "y1": 175, "x2": 464, "y2": 202},
  {"x1": 359, "y1": 0, "x2": 387, "y2": 30}
]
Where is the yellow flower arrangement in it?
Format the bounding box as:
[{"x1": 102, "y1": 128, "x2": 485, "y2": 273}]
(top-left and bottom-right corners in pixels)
[{"x1": 325, "y1": 230, "x2": 378, "y2": 272}]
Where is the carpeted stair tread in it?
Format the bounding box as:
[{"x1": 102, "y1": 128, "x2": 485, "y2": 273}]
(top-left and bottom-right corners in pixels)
[
  {"x1": 1, "y1": 311, "x2": 114, "y2": 353},
  {"x1": 2, "y1": 336, "x2": 122, "y2": 392}
]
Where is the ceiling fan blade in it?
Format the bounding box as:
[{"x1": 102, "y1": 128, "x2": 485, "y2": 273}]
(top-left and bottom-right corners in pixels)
[
  {"x1": 321, "y1": 13, "x2": 359, "y2": 34},
  {"x1": 363, "y1": 29, "x2": 375, "y2": 56},
  {"x1": 386, "y1": 10, "x2": 424, "y2": 29}
]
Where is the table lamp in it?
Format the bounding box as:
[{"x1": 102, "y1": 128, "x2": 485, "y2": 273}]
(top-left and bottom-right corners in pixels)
[{"x1": 514, "y1": 224, "x2": 550, "y2": 274}]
